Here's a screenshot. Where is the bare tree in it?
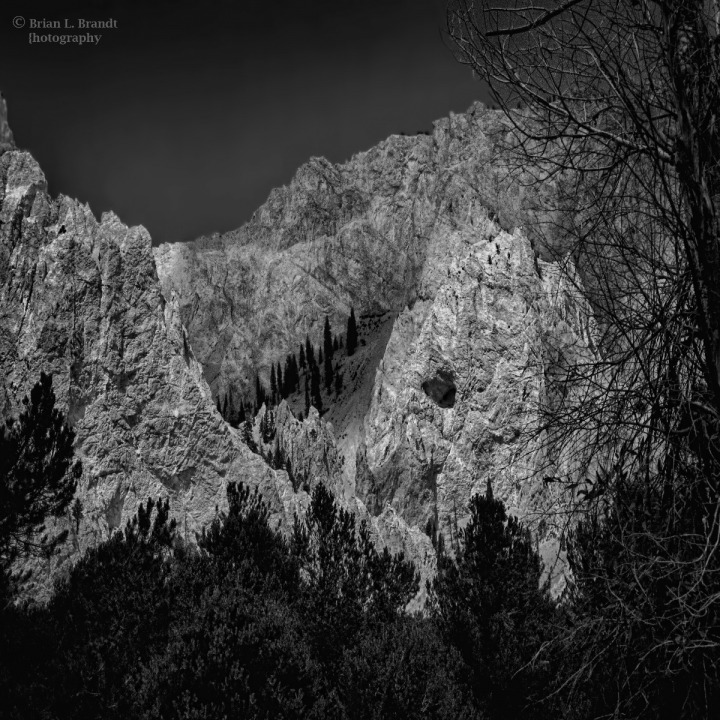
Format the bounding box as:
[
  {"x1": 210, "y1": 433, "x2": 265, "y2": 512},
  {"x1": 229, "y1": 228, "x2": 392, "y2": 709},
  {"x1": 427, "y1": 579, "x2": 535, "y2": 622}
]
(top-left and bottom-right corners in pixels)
[
  {"x1": 445, "y1": 2, "x2": 720, "y2": 717},
  {"x1": 446, "y1": 0, "x2": 720, "y2": 459}
]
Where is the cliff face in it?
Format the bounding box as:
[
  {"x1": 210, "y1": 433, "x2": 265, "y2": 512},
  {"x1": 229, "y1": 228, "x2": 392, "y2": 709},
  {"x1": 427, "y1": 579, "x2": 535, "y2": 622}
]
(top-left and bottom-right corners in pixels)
[
  {"x1": 357, "y1": 229, "x2": 596, "y2": 577},
  {"x1": 0, "y1": 96, "x2": 594, "y2": 599},
  {"x1": 0, "y1": 108, "x2": 433, "y2": 600},
  {"x1": 154, "y1": 104, "x2": 547, "y2": 406},
  {"x1": 0, "y1": 147, "x2": 297, "y2": 596},
  {"x1": 155, "y1": 103, "x2": 596, "y2": 586}
]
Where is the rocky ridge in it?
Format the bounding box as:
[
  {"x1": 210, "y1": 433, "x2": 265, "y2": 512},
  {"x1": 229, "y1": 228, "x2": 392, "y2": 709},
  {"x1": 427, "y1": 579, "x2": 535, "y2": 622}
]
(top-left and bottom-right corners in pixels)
[
  {"x1": 154, "y1": 104, "x2": 553, "y2": 407},
  {"x1": 0, "y1": 96, "x2": 595, "y2": 599},
  {"x1": 0, "y1": 104, "x2": 433, "y2": 597},
  {"x1": 0, "y1": 143, "x2": 300, "y2": 596},
  {"x1": 155, "y1": 103, "x2": 597, "y2": 588}
]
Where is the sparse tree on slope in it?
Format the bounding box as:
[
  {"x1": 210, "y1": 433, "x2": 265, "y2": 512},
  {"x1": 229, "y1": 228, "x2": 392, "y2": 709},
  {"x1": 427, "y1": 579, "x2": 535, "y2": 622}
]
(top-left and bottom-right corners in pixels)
[
  {"x1": 305, "y1": 336, "x2": 315, "y2": 369},
  {"x1": 346, "y1": 307, "x2": 358, "y2": 356},
  {"x1": 323, "y1": 316, "x2": 334, "y2": 390},
  {"x1": 310, "y1": 362, "x2": 323, "y2": 412},
  {"x1": 270, "y1": 364, "x2": 277, "y2": 406},
  {"x1": 276, "y1": 362, "x2": 284, "y2": 400}
]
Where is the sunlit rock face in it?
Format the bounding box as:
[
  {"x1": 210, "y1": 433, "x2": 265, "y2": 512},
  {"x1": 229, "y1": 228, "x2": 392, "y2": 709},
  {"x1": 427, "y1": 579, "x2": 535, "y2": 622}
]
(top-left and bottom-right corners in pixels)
[
  {"x1": 0, "y1": 102, "x2": 432, "y2": 602},
  {"x1": 0, "y1": 94, "x2": 595, "y2": 600},
  {"x1": 357, "y1": 229, "x2": 596, "y2": 588},
  {"x1": 0, "y1": 147, "x2": 298, "y2": 598},
  {"x1": 156, "y1": 102, "x2": 596, "y2": 592},
  {"x1": 154, "y1": 103, "x2": 544, "y2": 408}
]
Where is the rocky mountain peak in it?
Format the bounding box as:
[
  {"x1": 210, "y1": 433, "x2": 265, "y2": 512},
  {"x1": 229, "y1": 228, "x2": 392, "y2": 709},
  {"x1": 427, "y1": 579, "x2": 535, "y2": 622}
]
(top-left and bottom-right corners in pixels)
[
  {"x1": 0, "y1": 143, "x2": 303, "y2": 597},
  {"x1": 1, "y1": 93, "x2": 592, "y2": 599},
  {"x1": 155, "y1": 102, "x2": 595, "y2": 593}
]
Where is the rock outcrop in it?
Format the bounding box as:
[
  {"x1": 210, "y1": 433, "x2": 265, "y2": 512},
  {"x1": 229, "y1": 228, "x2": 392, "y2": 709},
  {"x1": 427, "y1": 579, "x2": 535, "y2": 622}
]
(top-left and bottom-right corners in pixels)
[
  {"x1": 154, "y1": 104, "x2": 551, "y2": 407},
  {"x1": 1, "y1": 95, "x2": 595, "y2": 600},
  {"x1": 261, "y1": 400, "x2": 437, "y2": 608},
  {"x1": 357, "y1": 229, "x2": 596, "y2": 585},
  {"x1": 0, "y1": 93, "x2": 14, "y2": 152},
  {"x1": 0, "y1": 146, "x2": 297, "y2": 597},
  {"x1": 155, "y1": 103, "x2": 596, "y2": 589}
]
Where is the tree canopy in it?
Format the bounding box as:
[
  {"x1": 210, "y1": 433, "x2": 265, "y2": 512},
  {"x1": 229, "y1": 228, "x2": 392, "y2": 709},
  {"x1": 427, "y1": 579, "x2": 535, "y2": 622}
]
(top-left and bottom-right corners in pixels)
[{"x1": 0, "y1": 373, "x2": 80, "y2": 593}]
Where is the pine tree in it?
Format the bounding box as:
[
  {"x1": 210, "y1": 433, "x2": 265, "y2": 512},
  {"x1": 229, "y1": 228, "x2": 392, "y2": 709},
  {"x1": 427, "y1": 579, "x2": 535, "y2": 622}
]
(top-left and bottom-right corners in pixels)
[
  {"x1": 310, "y1": 363, "x2": 323, "y2": 412},
  {"x1": 228, "y1": 401, "x2": 240, "y2": 429},
  {"x1": 323, "y1": 316, "x2": 333, "y2": 359},
  {"x1": 346, "y1": 307, "x2": 358, "y2": 356},
  {"x1": 304, "y1": 377, "x2": 310, "y2": 417},
  {"x1": 299, "y1": 345, "x2": 306, "y2": 370},
  {"x1": 430, "y1": 481, "x2": 555, "y2": 718},
  {"x1": 283, "y1": 356, "x2": 292, "y2": 397},
  {"x1": 255, "y1": 375, "x2": 265, "y2": 410},
  {"x1": 259, "y1": 409, "x2": 276, "y2": 445},
  {"x1": 306, "y1": 336, "x2": 315, "y2": 369},
  {"x1": 323, "y1": 316, "x2": 334, "y2": 391},
  {"x1": 291, "y1": 354, "x2": 299, "y2": 392},
  {"x1": 277, "y1": 362, "x2": 284, "y2": 400},
  {"x1": 242, "y1": 420, "x2": 258, "y2": 453},
  {"x1": 270, "y1": 366, "x2": 277, "y2": 406},
  {"x1": 292, "y1": 483, "x2": 418, "y2": 678},
  {"x1": 272, "y1": 443, "x2": 283, "y2": 471},
  {"x1": 285, "y1": 458, "x2": 297, "y2": 491},
  {"x1": 334, "y1": 371, "x2": 343, "y2": 397},
  {"x1": 46, "y1": 497, "x2": 177, "y2": 718},
  {"x1": 135, "y1": 484, "x2": 308, "y2": 720},
  {"x1": 0, "y1": 373, "x2": 81, "y2": 584}
]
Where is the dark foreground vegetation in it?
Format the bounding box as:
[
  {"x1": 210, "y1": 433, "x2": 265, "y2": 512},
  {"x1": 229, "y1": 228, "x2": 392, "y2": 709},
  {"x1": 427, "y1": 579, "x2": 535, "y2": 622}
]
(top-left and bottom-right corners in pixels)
[
  {"x1": 5, "y1": 0, "x2": 720, "y2": 712},
  {"x1": 1, "y1": 374, "x2": 720, "y2": 719}
]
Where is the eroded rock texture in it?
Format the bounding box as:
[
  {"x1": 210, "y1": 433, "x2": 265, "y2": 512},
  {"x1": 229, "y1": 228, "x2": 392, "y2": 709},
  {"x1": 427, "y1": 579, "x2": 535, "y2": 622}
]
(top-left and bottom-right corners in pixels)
[
  {"x1": 154, "y1": 104, "x2": 549, "y2": 406},
  {"x1": 156, "y1": 103, "x2": 596, "y2": 589},
  {"x1": 0, "y1": 148, "x2": 296, "y2": 596},
  {"x1": 1, "y1": 98, "x2": 595, "y2": 600},
  {"x1": 357, "y1": 230, "x2": 596, "y2": 583}
]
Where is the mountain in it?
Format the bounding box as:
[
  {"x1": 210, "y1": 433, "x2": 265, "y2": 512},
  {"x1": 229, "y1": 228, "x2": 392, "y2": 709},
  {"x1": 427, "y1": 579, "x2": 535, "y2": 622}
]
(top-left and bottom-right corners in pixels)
[
  {"x1": 155, "y1": 103, "x2": 598, "y2": 590},
  {"x1": 0, "y1": 91, "x2": 597, "y2": 599},
  {"x1": 0, "y1": 114, "x2": 291, "y2": 597},
  {"x1": 0, "y1": 97, "x2": 436, "y2": 598}
]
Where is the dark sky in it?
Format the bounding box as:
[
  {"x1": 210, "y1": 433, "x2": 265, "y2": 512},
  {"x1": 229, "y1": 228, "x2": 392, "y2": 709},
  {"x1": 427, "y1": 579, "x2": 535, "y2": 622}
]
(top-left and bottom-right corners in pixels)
[{"x1": 0, "y1": 0, "x2": 484, "y2": 244}]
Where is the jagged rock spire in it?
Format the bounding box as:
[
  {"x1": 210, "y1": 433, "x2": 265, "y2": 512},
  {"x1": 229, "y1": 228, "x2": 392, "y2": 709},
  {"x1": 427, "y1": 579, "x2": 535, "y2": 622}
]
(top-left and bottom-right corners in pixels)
[{"x1": 0, "y1": 92, "x2": 15, "y2": 150}]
